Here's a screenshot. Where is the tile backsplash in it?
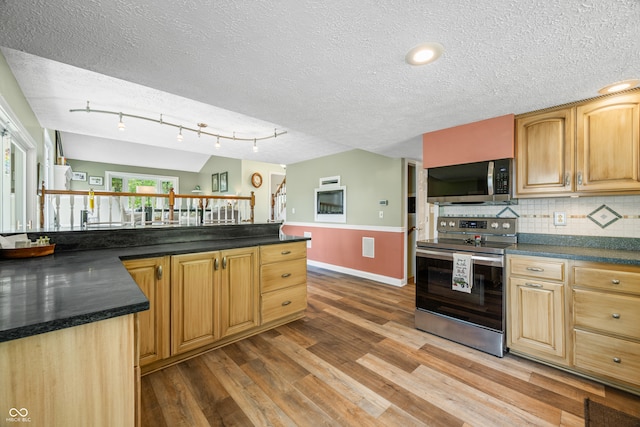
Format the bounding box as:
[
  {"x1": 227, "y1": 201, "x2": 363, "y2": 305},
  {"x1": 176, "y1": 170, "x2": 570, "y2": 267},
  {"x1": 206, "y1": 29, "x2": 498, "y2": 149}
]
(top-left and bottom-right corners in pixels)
[{"x1": 438, "y1": 195, "x2": 640, "y2": 238}]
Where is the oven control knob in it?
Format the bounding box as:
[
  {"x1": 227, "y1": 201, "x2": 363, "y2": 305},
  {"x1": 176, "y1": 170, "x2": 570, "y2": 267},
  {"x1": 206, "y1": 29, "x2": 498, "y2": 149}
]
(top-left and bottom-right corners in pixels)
[
  {"x1": 448, "y1": 221, "x2": 456, "y2": 227},
  {"x1": 490, "y1": 222, "x2": 499, "y2": 229},
  {"x1": 502, "y1": 222, "x2": 511, "y2": 229},
  {"x1": 440, "y1": 221, "x2": 447, "y2": 227}
]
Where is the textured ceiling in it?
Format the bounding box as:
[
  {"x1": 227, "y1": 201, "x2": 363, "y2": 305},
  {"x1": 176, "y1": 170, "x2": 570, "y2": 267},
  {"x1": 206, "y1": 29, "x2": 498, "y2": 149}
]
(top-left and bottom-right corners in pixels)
[{"x1": 0, "y1": 1, "x2": 639, "y2": 171}]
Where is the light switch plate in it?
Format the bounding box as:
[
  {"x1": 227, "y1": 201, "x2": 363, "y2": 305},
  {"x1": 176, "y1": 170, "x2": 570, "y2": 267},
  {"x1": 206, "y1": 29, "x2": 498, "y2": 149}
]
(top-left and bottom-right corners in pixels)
[{"x1": 554, "y1": 211, "x2": 567, "y2": 226}]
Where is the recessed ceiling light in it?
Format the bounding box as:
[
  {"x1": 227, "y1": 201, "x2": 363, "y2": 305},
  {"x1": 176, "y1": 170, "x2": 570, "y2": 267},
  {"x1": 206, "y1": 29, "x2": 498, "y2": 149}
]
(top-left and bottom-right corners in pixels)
[
  {"x1": 405, "y1": 42, "x2": 444, "y2": 66},
  {"x1": 598, "y1": 79, "x2": 640, "y2": 94}
]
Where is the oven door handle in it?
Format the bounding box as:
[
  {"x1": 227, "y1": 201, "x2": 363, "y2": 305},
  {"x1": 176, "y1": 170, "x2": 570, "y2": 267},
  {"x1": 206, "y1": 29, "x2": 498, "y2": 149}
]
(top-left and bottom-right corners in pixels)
[{"x1": 416, "y1": 249, "x2": 504, "y2": 267}]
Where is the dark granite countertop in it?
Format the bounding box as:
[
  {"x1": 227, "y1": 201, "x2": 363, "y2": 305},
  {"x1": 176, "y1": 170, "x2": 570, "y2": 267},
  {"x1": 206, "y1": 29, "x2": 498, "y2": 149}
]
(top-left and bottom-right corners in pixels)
[
  {"x1": 506, "y1": 243, "x2": 640, "y2": 266},
  {"x1": 506, "y1": 234, "x2": 640, "y2": 266},
  {"x1": 0, "y1": 225, "x2": 307, "y2": 343}
]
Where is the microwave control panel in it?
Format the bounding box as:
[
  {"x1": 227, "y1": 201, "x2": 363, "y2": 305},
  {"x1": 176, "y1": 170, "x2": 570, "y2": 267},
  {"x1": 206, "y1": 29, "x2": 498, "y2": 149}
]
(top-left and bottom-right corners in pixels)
[{"x1": 494, "y1": 166, "x2": 510, "y2": 194}]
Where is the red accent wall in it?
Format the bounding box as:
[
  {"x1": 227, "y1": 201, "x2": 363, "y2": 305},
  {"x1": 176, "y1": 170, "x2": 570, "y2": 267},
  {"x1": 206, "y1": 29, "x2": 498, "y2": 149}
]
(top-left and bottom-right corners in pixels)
[
  {"x1": 282, "y1": 225, "x2": 404, "y2": 279},
  {"x1": 422, "y1": 114, "x2": 515, "y2": 168}
]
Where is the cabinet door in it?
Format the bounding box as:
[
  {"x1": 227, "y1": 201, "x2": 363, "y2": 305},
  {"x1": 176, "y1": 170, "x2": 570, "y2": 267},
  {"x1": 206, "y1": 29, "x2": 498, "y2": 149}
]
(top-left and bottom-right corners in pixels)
[
  {"x1": 220, "y1": 247, "x2": 260, "y2": 338},
  {"x1": 576, "y1": 92, "x2": 640, "y2": 192},
  {"x1": 171, "y1": 251, "x2": 220, "y2": 355},
  {"x1": 508, "y1": 277, "x2": 566, "y2": 362},
  {"x1": 515, "y1": 108, "x2": 574, "y2": 195},
  {"x1": 123, "y1": 257, "x2": 170, "y2": 367}
]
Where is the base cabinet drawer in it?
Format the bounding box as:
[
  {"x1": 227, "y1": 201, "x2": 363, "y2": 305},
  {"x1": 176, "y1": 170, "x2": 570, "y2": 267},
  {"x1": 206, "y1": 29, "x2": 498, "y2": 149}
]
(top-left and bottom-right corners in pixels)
[
  {"x1": 509, "y1": 256, "x2": 566, "y2": 281},
  {"x1": 574, "y1": 329, "x2": 640, "y2": 387},
  {"x1": 262, "y1": 284, "x2": 307, "y2": 324},
  {"x1": 261, "y1": 258, "x2": 307, "y2": 293},
  {"x1": 574, "y1": 289, "x2": 640, "y2": 340}
]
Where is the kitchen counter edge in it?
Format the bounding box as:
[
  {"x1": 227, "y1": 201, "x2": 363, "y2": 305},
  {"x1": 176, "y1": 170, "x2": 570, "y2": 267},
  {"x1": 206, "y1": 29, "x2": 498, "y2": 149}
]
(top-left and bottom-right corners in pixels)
[{"x1": 0, "y1": 235, "x2": 309, "y2": 343}]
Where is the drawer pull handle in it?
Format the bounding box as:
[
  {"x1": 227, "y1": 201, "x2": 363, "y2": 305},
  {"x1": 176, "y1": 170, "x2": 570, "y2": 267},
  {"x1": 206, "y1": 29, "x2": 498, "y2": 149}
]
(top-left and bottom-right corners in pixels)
[
  {"x1": 214, "y1": 258, "x2": 219, "y2": 270},
  {"x1": 613, "y1": 357, "x2": 621, "y2": 364},
  {"x1": 612, "y1": 313, "x2": 621, "y2": 319},
  {"x1": 611, "y1": 279, "x2": 620, "y2": 285},
  {"x1": 156, "y1": 265, "x2": 163, "y2": 280},
  {"x1": 526, "y1": 267, "x2": 544, "y2": 272},
  {"x1": 282, "y1": 273, "x2": 291, "y2": 278},
  {"x1": 524, "y1": 282, "x2": 543, "y2": 288},
  {"x1": 281, "y1": 250, "x2": 292, "y2": 255},
  {"x1": 282, "y1": 300, "x2": 292, "y2": 306}
]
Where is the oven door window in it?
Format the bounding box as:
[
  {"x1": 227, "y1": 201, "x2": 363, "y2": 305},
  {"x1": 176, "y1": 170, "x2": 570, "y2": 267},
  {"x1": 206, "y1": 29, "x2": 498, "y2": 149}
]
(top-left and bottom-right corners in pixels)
[{"x1": 416, "y1": 254, "x2": 503, "y2": 331}]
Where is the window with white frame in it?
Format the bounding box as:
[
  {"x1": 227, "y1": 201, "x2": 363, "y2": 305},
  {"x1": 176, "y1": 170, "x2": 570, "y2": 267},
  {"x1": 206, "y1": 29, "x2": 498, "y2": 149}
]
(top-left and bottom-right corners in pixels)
[{"x1": 105, "y1": 171, "x2": 178, "y2": 209}]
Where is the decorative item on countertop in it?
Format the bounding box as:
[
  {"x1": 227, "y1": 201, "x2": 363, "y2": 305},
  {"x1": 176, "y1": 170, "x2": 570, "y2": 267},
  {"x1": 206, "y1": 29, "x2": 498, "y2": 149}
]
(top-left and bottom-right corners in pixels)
[{"x1": 0, "y1": 234, "x2": 55, "y2": 259}]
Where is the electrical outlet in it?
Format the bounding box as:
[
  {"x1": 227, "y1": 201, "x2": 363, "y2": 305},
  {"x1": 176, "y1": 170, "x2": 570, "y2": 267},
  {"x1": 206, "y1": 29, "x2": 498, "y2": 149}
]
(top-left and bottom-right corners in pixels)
[
  {"x1": 379, "y1": 211, "x2": 384, "y2": 219},
  {"x1": 554, "y1": 211, "x2": 567, "y2": 226}
]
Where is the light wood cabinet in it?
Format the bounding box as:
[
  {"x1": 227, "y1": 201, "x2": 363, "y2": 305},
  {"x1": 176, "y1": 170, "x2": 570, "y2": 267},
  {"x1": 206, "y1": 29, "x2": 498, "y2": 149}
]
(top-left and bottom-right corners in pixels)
[
  {"x1": 515, "y1": 108, "x2": 575, "y2": 195},
  {"x1": 507, "y1": 255, "x2": 569, "y2": 365},
  {"x1": 0, "y1": 315, "x2": 136, "y2": 426},
  {"x1": 576, "y1": 92, "x2": 640, "y2": 192},
  {"x1": 507, "y1": 254, "x2": 640, "y2": 394},
  {"x1": 171, "y1": 251, "x2": 220, "y2": 354},
  {"x1": 123, "y1": 256, "x2": 170, "y2": 367},
  {"x1": 572, "y1": 261, "x2": 640, "y2": 390},
  {"x1": 515, "y1": 90, "x2": 640, "y2": 197},
  {"x1": 260, "y1": 242, "x2": 308, "y2": 324},
  {"x1": 219, "y1": 246, "x2": 260, "y2": 338},
  {"x1": 128, "y1": 242, "x2": 307, "y2": 373}
]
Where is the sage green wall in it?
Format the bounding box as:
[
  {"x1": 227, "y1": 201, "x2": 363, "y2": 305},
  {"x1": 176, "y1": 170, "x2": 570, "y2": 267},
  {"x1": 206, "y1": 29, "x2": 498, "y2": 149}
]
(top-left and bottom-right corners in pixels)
[
  {"x1": 0, "y1": 52, "x2": 43, "y2": 150},
  {"x1": 286, "y1": 149, "x2": 404, "y2": 226},
  {"x1": 67, "y1": 156, "x2": 248, "y2": 193}
]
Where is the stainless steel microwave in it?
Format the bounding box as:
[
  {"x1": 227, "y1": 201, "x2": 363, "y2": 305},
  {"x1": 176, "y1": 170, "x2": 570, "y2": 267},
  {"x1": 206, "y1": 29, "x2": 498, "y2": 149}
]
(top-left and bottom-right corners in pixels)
[{"x1": 426, "y1": 159, "x2": 513, "y2": 204}]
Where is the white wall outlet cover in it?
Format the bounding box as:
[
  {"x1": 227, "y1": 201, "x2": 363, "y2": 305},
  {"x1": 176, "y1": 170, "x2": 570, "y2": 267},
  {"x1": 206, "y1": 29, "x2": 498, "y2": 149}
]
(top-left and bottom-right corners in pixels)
[
  {"x1": 379, "y1": 211, "x2": 384, "y2": 219},
  {"x1": 553, "y1": 212, "x2": 567, "y2": 226}
]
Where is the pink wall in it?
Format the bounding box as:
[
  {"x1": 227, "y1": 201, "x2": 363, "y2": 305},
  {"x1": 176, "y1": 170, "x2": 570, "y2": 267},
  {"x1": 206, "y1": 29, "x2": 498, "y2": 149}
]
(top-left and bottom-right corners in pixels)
[
  {"x1": 423, "y1": 114, "x2": 515, "y2": 168},
  {"x1": 282, "y1": 224, "x2": 405, "y2": 280}
]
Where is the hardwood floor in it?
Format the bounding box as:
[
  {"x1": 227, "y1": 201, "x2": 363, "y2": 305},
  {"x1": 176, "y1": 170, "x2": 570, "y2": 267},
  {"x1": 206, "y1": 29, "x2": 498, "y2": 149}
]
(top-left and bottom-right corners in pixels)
[{"x1": 140, "y1": 266, "x2": 640, "y2": 426}]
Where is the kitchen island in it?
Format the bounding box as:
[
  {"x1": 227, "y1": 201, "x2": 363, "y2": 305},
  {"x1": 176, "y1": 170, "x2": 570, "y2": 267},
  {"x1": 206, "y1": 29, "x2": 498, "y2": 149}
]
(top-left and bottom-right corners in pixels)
[{"x1": 0, "y1": 223, "x2": 308, "y2": 427}]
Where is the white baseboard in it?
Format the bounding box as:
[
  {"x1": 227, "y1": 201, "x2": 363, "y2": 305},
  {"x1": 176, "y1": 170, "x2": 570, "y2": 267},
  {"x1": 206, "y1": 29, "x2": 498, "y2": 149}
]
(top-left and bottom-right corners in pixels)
[{"x1": 307, "y1": 260, "x2": 406, "y2": 287}]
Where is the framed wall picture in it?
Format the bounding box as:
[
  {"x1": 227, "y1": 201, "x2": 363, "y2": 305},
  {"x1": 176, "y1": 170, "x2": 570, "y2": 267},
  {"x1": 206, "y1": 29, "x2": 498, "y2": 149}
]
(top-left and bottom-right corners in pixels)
[
  {"x1": 72, "y1": 171, "x2": 87, "y2": 181},
  {"x1": 89, "y1": 176, "x2": 103, "y2": 186},
  {"x1": 211, "y1": 173, "x2": 219, "y2": 192},
  {"x1": 220, "y1": 172, "x2": 228, "y2": 192}
]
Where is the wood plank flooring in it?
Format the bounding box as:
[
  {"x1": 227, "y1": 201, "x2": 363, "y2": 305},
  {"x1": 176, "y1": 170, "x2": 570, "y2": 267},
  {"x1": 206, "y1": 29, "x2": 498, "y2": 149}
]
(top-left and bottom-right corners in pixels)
[{"x1": 140, "y1": 266, "x2": 640, "y2": 426}]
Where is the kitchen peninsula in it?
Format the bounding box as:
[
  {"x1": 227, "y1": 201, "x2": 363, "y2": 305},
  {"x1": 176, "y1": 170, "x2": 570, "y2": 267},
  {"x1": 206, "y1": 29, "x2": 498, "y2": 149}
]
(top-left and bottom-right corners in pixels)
[{"x1": 0, "y1": 223, "x2": 308, "y2": 427}]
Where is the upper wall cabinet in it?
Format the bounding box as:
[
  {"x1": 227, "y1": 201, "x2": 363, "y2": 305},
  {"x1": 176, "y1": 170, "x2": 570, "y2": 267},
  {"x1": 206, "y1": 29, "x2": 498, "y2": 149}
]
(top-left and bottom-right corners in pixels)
[
  {"x1": 516, "y1": 90, "x2": 640, "y2": 197},
  {"x1": 516, "y1": 108, "x2": 575, "y2": 195},
  {"x1": 576, "y1": 93, "x2": 640, "y2": 192}
]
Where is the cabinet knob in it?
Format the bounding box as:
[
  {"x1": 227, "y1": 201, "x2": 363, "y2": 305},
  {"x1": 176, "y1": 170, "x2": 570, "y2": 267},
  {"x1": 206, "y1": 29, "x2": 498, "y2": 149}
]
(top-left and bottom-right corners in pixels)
[
  {"x1": 281, "y1": 250, "x2": 291, "y2": 255},
  {"x1": 526, "y1": 267, "x2": 544, "y2": 272},
  {"x1": 281, "y1": 300, "x2": 292, "y2": 306},
  {"x1": 612, "y1": 313, "x2": 621, "y2": 319},
  {"x1": 564, "y1": 173, "x2": 570, "y2": 186},
  {"x1": 613, "y1": 357, "x2": 621, "y2": 364},
  {"x1": 281, "y1": 273, "x2": 291, "y2": 278},
  {"x1": 156, "y1": 265, "x2": 163, "y2": 280},
  {"x1": 222, "y1": 257, "x2": 227, "y2": 269},
  {"x1": 611, "y1": 279, "x2": 620, "y2": 285},
  {"x1": 214, "y1": 258, "x2": 220, "y2": 270},
  {"x1": 577, "y1": 172, "x2": 583, "y2": 185}
]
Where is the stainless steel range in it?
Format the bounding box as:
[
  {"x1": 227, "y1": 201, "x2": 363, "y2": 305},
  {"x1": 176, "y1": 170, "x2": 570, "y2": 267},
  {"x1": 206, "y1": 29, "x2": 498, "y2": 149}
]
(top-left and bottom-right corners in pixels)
[{"x1": 415, "y1": 216, "x2": 517, "y2": 357}]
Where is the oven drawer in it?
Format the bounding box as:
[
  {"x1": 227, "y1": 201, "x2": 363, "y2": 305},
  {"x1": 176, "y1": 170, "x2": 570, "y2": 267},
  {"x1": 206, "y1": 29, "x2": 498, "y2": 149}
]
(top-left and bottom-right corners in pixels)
[{"x1": 508, "y1": 256, "x2": 566, "y2": 281}]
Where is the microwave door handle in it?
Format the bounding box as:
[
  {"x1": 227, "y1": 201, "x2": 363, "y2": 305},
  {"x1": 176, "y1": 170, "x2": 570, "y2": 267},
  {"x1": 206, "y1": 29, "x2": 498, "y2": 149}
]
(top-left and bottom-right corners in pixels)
[{"x1": 487, "y1": 161, "x2": 495, "y2": 196}]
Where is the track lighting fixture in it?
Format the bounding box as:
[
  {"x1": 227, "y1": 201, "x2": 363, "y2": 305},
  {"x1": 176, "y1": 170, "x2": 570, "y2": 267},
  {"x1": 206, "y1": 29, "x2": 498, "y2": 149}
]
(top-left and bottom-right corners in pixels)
[{"x1": 70, "y1": 101, "x2": 287, "y2": 147}]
